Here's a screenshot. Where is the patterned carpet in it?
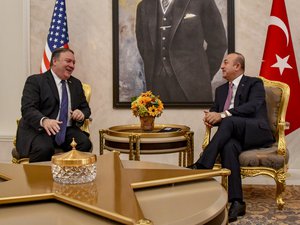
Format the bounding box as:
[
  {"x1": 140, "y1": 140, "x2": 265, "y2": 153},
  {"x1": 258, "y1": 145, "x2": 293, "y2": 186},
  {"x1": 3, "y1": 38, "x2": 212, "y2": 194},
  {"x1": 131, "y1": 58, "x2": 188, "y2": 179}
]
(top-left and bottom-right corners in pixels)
[{"x1": 232, "y1": 185, "x2": 300, "y2": 224}]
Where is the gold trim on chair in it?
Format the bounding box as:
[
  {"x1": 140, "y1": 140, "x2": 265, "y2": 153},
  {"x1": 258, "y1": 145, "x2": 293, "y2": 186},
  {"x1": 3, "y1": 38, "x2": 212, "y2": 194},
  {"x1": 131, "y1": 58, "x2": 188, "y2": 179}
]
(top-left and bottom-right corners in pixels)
[
  {"x1": 80, "y1": 83, "x2": 92, "y2": 134},
  {"x1": 202, "y1": 76, "x2": 290, "y2": 209}
]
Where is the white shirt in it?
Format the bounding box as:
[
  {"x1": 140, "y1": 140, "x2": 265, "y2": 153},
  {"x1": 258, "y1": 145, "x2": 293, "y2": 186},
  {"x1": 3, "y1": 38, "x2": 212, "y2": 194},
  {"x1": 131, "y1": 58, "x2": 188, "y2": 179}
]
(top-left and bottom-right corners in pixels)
[
  {"x1": 161, "y1": 0, "x2": 173, "y2": 14},
  {"x1": 228, "y1": 74, "x2": 243, "y2": 109}
]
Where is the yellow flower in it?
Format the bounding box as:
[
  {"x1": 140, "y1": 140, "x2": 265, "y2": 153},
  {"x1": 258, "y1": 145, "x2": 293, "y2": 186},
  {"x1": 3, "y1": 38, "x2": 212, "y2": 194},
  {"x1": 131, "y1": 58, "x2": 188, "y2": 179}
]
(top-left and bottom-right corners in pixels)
[
  {"x1": 141, "y1": 91, "x2": 152, "y2": 97},
  {"x1": 157, "y1": 99, "x2": 164, "y2": 111},
  {"x1": 148, "y1": 106, "x2": 158, "y2": 117},
  {"x1": 131, "y1": 91, "x2": 163, "y2": 118}
]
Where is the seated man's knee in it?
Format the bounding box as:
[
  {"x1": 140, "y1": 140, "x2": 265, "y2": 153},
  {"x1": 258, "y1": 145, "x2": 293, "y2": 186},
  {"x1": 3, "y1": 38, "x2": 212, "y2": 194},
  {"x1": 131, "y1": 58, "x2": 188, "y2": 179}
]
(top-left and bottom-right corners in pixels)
[
  {"x1": 29, "y1": 135, "x2": 54, "y2": 162},
  {"x1": 76, "y1": 135, "x2": 92, "y2": 152},
  {"x1": 82, "y1": 139, "x2": 92, "y2": 152},
  {"x1": 29, "y1": 145, "x2": 54, "y2": 162},
  {"x1": 221, "y1": 116, "x2": 235, "y2": 125},
  {"x1": 220, "y1": 139, "x2": 242, "y2": 158}
]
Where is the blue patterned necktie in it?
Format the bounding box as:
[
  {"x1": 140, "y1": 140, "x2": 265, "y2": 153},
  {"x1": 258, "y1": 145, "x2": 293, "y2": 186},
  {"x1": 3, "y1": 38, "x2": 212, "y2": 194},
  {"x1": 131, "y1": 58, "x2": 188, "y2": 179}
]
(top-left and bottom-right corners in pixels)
[{"x1": 55, "y1": 80, "x2": 68, "y2": 145}]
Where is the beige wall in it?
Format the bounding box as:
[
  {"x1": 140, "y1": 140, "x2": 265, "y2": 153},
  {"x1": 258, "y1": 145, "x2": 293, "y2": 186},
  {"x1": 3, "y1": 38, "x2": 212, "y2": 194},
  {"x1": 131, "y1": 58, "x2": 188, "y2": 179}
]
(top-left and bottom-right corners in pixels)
[
  {"x1": 1, "y1": 0, "x2": 300, "y2": 170},
  {"x1": 0, "y1": 0, "x2": 29, "y2": 138}
]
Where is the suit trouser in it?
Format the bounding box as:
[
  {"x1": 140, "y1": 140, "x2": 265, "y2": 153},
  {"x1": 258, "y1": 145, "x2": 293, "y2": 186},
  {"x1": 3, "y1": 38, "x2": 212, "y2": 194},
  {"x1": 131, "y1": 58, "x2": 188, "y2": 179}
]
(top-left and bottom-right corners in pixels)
[
  {"x1": 197, "y1": 117, "x2": 247, "y2": 201},
  {"x1": 29, "y1": 126, "x2": 92, "y2": 162}
]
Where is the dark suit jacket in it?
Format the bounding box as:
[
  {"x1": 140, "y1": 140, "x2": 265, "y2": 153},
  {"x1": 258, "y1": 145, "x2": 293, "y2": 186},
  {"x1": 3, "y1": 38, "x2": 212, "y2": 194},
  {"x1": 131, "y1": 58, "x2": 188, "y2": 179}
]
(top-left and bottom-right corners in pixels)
[
  {"x1": 211, "y1": 75, "x2": 274, "y2": 149},
  {"x1": 16, "y1": 70, "x2": 91, "y2": 158},
  {"x1": 136, "y1": 0, "x2": 227, "y2": 102}
]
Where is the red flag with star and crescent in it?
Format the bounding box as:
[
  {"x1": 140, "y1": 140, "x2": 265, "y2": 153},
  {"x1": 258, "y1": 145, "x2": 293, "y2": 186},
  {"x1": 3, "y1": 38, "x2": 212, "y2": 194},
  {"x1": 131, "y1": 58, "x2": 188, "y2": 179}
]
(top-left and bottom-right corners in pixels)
[{"x1": 259, "y1": 0, "x2": 300, "y2": 134}]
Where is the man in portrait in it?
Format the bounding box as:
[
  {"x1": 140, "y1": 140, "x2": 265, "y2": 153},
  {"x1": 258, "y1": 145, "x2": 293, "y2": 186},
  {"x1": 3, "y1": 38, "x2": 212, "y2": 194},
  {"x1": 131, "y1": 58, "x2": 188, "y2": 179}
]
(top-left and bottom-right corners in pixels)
[{"x1": 135, "y1": 0, "x2": 227, "y2": 103}]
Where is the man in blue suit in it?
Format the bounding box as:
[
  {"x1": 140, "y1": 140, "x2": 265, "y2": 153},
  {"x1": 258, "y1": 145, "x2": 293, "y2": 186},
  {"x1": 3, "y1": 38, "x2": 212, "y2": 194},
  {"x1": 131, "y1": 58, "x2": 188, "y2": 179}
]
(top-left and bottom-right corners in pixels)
[
  {"x1": 189, "y1": 52, "x2": 274, "y2": 222},
  {"x1": 16, "y1": 48, "x2": 92, "y2": 162}
]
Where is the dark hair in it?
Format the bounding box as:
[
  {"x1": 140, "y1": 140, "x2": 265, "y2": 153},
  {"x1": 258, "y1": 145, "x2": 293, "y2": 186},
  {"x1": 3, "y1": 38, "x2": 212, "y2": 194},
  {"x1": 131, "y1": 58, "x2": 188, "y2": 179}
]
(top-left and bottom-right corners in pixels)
[
  {"x1": 233, "y1": 52, "x2": 245, "y2": 71},
  {"x1": 50, "y1": 48, "x2": 74, "y2": 67}
]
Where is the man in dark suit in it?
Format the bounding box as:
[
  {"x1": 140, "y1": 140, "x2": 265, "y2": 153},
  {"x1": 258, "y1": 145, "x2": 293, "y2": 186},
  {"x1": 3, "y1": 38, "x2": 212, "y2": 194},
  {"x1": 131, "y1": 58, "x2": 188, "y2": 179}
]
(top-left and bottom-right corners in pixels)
[
  {"x1": 135, "y1": 0, "x2": 227, "y2": 102},
  {"x1": 16, "y1": 48, "x2": 92, "y2": 162},
  {"x1": 188, "y1": 52, "x2": 275, "y2": 222}
]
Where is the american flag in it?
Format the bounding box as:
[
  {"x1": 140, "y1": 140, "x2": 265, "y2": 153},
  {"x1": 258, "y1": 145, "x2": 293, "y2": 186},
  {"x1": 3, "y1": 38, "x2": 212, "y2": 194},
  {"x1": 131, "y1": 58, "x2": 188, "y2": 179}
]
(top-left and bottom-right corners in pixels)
[{"x1": 40, "y1": 0, "x2": 69, "y2": 73}]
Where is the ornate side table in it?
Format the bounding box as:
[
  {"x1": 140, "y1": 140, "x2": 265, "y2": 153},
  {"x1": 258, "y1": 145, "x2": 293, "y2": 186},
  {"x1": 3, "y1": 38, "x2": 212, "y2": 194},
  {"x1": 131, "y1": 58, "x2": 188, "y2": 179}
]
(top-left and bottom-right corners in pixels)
[{"x1": 99, "y1": 124, "x2": 194, "y2": 167}]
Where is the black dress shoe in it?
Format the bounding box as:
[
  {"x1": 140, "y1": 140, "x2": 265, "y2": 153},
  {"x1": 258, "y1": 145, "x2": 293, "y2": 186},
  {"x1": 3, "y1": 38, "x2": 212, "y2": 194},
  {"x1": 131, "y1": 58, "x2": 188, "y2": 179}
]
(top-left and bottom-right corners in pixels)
[
  {"x1": 228, "y1": 201, "x2": 246, "y2": 223},
  {"x1": 186, "y1": 163, "x2": 207, "y2": 170},
  {"x1": 186, "y1": 163, "x2": 199, "y2": 169}
]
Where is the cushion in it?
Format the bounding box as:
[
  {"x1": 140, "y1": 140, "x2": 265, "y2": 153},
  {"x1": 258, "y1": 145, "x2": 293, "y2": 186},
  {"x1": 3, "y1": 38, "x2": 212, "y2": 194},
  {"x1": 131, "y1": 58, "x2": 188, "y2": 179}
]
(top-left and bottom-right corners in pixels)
[
  {"x1": 239, "y1": 144, "x2": 289, "y2": 170},
  {"x1": 265, "y1": 85, "x2": 281, "y2": 133}
]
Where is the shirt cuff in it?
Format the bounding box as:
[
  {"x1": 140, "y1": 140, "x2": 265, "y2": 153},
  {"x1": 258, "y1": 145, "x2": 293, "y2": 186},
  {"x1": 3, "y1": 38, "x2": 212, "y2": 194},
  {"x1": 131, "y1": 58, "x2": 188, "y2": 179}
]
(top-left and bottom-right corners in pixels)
[
  {"x1": 225, "y1": 110, "x2": 232, "y2": 117},
  {"x1": 40, "y1": 117, "x2": 48, "y2": 127}
]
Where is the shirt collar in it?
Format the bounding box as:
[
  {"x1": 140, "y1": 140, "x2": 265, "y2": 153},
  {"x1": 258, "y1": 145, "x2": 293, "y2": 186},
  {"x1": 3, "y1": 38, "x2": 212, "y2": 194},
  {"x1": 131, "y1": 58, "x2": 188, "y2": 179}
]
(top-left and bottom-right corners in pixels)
[
  {"x1": 51, "y1": 69, "x2": 62, "y2": 85},
  {"x1": 51, "y1": 69, "x2": 67, "y2": 87},
  {"x1": 161, "y1": 0, "x2": 173, "y2": 12},
  {"x1": 231, "y1": 74, "x2": 244, "y2": 87}
]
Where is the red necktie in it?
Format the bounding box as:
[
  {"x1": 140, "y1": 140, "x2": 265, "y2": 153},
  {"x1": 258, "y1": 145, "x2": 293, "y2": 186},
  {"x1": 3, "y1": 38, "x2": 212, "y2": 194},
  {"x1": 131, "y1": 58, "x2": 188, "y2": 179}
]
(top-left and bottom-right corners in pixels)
[{"x1": 223, "y1": 82, "x2": 233, "y2": 111}]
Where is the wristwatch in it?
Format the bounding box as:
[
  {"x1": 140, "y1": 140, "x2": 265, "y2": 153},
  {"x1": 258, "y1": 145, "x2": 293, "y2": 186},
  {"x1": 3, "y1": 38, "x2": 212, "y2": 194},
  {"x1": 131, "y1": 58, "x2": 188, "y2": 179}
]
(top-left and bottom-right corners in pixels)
[{"x1": 220, "y1": 112, "x2": 226, "y2": 119}]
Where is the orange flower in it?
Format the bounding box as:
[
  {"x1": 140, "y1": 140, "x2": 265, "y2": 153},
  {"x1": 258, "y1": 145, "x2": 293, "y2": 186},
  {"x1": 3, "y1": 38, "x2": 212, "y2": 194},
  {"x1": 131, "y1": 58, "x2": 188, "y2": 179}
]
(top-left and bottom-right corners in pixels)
[{"x1": 131, "y1": 91, "x2": 163, "y2": 117}]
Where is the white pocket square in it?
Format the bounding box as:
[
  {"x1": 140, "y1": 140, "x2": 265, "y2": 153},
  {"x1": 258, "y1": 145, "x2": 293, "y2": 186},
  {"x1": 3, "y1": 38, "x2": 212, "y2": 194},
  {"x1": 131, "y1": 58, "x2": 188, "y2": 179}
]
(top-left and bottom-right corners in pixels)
[{"x1": 184, "y1": 13, "x2": 196, "y2": 19}]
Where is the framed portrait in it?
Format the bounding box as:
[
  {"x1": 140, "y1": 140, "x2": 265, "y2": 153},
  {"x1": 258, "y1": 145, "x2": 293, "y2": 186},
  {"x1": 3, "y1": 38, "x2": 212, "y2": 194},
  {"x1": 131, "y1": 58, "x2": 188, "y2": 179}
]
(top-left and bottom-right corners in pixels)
[{"x1": 113, "y1": 0, "x2": 235, "y2": 108}]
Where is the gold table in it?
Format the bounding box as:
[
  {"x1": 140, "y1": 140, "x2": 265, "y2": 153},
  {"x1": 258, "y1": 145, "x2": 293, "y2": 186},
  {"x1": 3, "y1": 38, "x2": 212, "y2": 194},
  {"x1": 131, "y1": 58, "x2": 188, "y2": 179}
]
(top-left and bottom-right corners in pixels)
[
  {"x1": 0, "y1": 152, "x2": 230, "y2": 225},
  {"x1": 99, "y1": 124, "x2": 194, "y2": 167}
]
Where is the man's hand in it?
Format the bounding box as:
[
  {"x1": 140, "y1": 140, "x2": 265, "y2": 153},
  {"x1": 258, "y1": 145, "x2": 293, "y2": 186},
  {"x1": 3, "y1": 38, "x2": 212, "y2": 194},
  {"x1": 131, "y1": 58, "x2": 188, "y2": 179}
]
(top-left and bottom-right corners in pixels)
[
  {"x1": 71, "y1": 109, "x2": 85, "y2": 122},
  {"x1": 203, "y1": 110, "x2": 222, "y2": 127},
  {"x1": 42, "y1": 118, "x2": 62, "y2": 136}
]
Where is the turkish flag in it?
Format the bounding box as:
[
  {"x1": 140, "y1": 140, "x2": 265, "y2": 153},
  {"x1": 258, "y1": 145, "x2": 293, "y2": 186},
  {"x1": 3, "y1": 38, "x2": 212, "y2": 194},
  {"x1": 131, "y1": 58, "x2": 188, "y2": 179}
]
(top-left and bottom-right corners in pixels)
[{"x1": 259, "y1": 0, "x2": 300, "y2": 134}]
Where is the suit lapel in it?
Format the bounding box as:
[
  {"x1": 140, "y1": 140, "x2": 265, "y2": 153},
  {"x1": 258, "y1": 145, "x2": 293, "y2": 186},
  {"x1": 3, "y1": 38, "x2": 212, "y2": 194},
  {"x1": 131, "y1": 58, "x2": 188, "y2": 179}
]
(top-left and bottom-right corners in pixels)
[
  {"x1": 234, "y1": 76, "x2": 247, "y2": 107},
  {"x1": 220, "y1": 83, "x2": 229, "y2": 111},
  {"x1": 147, "y1": 0, "x2": 158, "y2": 48},
  {"x1": 170, "y1": 0, "x2": 190, "y2": 43},
  {"x1": 67, "y1": 77, "x2": 75, "y2": 110},
  {"x1": 45, "y1": 71, "x2": 59, "y2": 102}
]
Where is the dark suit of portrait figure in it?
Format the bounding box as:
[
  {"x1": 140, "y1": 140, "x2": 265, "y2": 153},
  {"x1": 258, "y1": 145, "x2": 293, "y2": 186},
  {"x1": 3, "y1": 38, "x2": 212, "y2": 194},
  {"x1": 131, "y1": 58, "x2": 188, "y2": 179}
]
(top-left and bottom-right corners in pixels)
[
  {"x1": 135, "y1": 0, "x2": 227, "y2": 103},
  {"x1": 16, "y1": 48, "x2": 92, "y2": 162}
]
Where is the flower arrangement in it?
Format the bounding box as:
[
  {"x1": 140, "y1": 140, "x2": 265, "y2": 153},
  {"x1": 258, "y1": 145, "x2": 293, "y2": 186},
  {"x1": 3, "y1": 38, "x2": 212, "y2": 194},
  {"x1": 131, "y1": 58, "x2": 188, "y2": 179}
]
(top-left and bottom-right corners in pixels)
[{"x1": 131, "y1": 91, "x2": 164, "y2": 117}]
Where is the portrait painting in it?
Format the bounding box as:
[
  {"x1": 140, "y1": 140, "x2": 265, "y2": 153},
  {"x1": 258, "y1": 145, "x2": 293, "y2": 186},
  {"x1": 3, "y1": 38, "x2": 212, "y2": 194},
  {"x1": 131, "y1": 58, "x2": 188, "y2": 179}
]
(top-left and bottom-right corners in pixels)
[{"x1": 113, "y1": 0, "x2": 235, "y2": 108}]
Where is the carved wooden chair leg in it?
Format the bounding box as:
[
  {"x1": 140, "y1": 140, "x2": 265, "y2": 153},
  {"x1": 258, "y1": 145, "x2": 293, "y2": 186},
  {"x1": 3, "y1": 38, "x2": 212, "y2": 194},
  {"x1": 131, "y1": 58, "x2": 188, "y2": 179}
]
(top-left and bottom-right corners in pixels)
[{"x1": 275, "y1": 178, "x2": 286, "y2": 209}]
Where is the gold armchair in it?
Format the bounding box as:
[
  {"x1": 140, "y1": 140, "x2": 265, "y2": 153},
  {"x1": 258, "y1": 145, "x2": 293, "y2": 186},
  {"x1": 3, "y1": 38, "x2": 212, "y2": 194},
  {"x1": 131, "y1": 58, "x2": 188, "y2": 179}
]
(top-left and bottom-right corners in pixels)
[
  {"x1": 12, "y1": 83, "x2": 92, "y2": 164},
  {"x1": 202, "y1": 77, "x2": 290, "y2": 209},
  {"x1": 80, "y1": 83, "x2": 92, "y2": 134}
]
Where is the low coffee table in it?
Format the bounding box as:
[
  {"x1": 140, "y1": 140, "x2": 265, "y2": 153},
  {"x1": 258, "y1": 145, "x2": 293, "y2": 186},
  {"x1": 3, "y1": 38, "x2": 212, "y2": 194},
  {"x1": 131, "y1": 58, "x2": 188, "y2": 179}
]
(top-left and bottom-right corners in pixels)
[
  {"x1": 0, "y1": 152, "x2": 229, "y2": 225},
  {"x1": 99, "y1": 124, "x2": 194, "y2": 167}
]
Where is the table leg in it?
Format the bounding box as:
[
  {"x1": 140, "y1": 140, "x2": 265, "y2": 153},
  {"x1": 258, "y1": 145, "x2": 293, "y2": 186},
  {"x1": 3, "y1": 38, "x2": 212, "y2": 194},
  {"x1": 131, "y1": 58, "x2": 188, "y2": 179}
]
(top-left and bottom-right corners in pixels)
[
  {"x1": 179, "y1": 152, "x2": 182, "y2": 167},
  {"x1": 99, "y1": 129, "x2": 105, "y2": 155},
  {"x1": 129, "y1": 135, "x2": 134, "y2": 160},
  {"x1": 185, "y1": 131, "x2": 194, "y2": 166},
  {"x1": 190, "y1": 131, "x2": 194, "y2": 164},
  {"x1": 135, "y1": 135, "x2": 141, "y2": 161}
]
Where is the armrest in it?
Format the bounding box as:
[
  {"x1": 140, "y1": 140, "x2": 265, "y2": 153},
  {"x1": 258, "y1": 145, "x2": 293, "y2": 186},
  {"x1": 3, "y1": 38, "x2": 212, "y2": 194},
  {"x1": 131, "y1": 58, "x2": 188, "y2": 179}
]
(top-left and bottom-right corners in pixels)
[
  {"x1": 277, "y1": 122, "x2": 288, "y2": 156},
  {"x1": 80, "y1": 118, "x2": 92, "y2": 135},
  {"x1": 202, "y1": 125, "x2": 212, "y2": 150}
]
